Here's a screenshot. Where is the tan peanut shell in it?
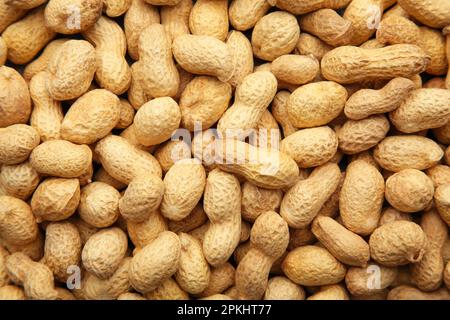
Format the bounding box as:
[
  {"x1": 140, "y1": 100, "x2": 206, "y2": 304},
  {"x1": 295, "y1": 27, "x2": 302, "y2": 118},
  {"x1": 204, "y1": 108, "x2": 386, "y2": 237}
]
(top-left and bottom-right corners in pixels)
[
  {"x1": 388, "y1": 285, "x2": 450, "y2": 300},
  {"x1": 0, "y1": 124, "x2": 40, "y2": 165},
  {"x1": 228, "y1": 0, "x2": 270, "y2": 31},
  {"x1": 343, "y1": 0, "x2": 383, "y2": 45},
  {"x1": 0, "y1": 36, "x2": 6, "y2": 66},
  {"x1": 226, "y1": 30, "x2": 253, "y2": 88},
  {"x1": 161, "y1": 0, "x2": 192, "y2": 42},
  {"x1": 241, "y1": 182, "x2": 282, "y2": 222},
  {"x1": 115, "y1": 99, "x2": 135, "y2": 129},
  {"x1": 307, "y1": 284, "x2": 349, "y2": 300},
  {"x1": 271, "y1": 54, "x2": 319, "y2": 86},
  {"x1": 445, "y1": 263, "x2": 450, "y2": 290},
  {"x1": 264, "y1": 276, "x2": 305, "y2": 300},
  {"x1": 426, "y1": 165, "x2": 450, "y2": 188},
  {"x1": 154, "y1": 140, "x2": 191, "y2": 173},
  {"x1": 379, "y1": 207, "x2": 412, "y2": 226},
  {"x1": 145, "y1": 277, "x2": 188, "y2": 300},
  {"x1": 272, "y1": 0, "x2": 351, "y2": 15},
  {"x1": 0, "y1": 285, "x2": 26, "y2": 300},
  {"x1": 345, "y1": 264, "x2": 398, "y2": 296},
  {"x1": 376, "y1": 15, "x2": 421, "y2": 46},
  {"x1": 189, "y1": 0, "x2": 228, "y2": 41},
  {"x1": 103, "y1": 0, "x2": 132, "y2": 17},
  {"x1": 0, "y1": 1, "x2": 27, "y2": 33},
  {"x1": 196, "y1": 262, "x2": 235, "y2": 298},
  {"x1": 0, "y1": 161, "x2": 39, "y2": 200},
  {"x1": 271, "y1": 91, "x2": 296, "y2": 137},
  {"x1": 296, "y1": 33, "x2": 332, "y2": 61},
  {"x1": 433, "y1": 122, "x2": 450, "y2": 145},
  {"x1": 435, "y1": 184, "x2": 450, "y2": 226},
  {"x1": 127, "y1": 210, "x2": 168, "y2": 248},
  {"x1": 419, "y1": 26, "x2": 448, "y2": 76},
  {"x1": 168, "y1": 204, "x2": 207, "y2": 234},
  {"x1": 397, "y1": 0, "x2": 450, "y2": 29}
]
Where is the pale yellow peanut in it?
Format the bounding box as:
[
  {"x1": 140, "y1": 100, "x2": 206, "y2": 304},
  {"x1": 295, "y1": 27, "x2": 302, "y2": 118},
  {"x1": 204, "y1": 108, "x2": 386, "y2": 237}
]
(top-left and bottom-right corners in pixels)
[
  {"x1": 154, "y1": 140, "x2": 191, "y2": 173},
  {"x1": 93, "y1": 167, "x2": 127, "y2": 191},
  {"x1": 307, "y1": 284, "x2": 349, "y2": 300},
  {"x1": 388, "y1": 285, "x2": 450, "y2": 300},
  {"x1": 0, "y1": 285, "x2": 26, "y2": 300},
  {"x1": 226, "y1": 30, "x2": 253, "y2": 88},
  {"x1": 196, "y1": 262, "x2": 235, "y2": 298},
  {"x1": 145, "y1": 0, "x2": 181, "y2": 4},
  {"x1": 0, "y1": 161, "x2": 39, "y2": 200},
  {"x1": 317, "y1": 171, "x2": 345, "y2": 218},
  {"x1": 376, "y1": 15, "x2": 421, "y2": 46},
  {"x1": 397, "y1": 0, "x2": 450, "y2": 29},
  {"x1": 343, "y1": 0, "x2": 383, "y2": 45},
  {"x1": 241, "y1": 181, "x2": 282, "y2": 223},
  {"x1": 117, "y1": 293, "x2": 146, "y2": 300},
  {"x1": 161, "y1": 0, "x2": 192, "y2": 42},
  {"x1": 115, "y1": 99, "x2": 135, "y2": 129},
  {"x1": 296, "y1": 33, "x2": 332, "y2": 61},
  {"x1": 345, "y1": 264, "x2": 398, "y2": 296},
  {"x1": 145, "y1": 277, "x2": 189, "y2": 300},
  {"x1": 228, "y1": 0, "x2": 270, "y2": 31},
  {"x1": 271, "y1": 54, "x2": 319, "y2": 85},
  {"x1": 419, "y1": 27, "x2": 448, "y2": 76},
  {"x1": 189, "y1": 0, "x2": 228, "y2": 41},
  {"x1": 360, "y1": 38, "x2": 386, "y2": 49},
  {"x1": 272, "y1": 0, "x2": 351, "y2": 15},
  {"x1": 264, "y1": 276, "x2": 305, "y2": 300},
  {"x1": 0, "y1": 0, "x2": 27, "y2": 33},
  {"x1": 119, "y1": 124, "x2": 154, "y2": 152},
  {"x1": 0, "y1": 124, "x2": 40, "y2": 165},
  {"x1": 127, "y1": 62, "x2": 150, "y2": 110},
  {"x1": 426, "y1": 165, "x2": 450, "y2": 189},
  {"x1": 432, "y1": 122, "x2": 450, "y2": 145},
  {"x1": 379, "y1": 207, "x2": 411, "y2": 226},
  {"x1": 435, "y1": 184, "x2": 450, "y2": 227},
  {"x1": 127, "y1": 210, "x2": 168, "y2": 249},
  {"x1": 103, "y1": 0, "x2": 132, "y2": 17},
  {"x1": 168, "y1": 205, "x2": 207, "y2": 234},
  {"x1": 271, "y1": 91, "x2": 296, "y2": 137}
]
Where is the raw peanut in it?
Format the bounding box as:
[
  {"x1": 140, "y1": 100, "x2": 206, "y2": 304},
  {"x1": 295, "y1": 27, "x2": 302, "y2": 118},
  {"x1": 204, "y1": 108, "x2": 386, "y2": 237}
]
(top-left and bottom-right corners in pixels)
[
  {"x1": 1, "y1": 229, "x2": 44, "y2": 261},
  {"x1": 433, "y1": 122, "x2": 450, "y2": 144},
  {"x1": 93, "y1": 167, "x2": 127, "y2": 190},
  {"x1": 115, "y1": 99, "x2": 135, "y2": 129},
  {"x1": 369, "y1": 220, "x2": 427, "y2": 266},
  {"x1": 30, "y1": 140, "x2": 92, "y2": 178},
  {"x1": 124, "y1": 0, "x2": 159, "y2": 60},
  {"x1": 191, "y1": 128, "x2": 219, "y2": 170},
  {"x1": 173, "y1": 34, "x2": 235, "y2": 82},
  {"x1": 127, "y1": 210, "x2": 168, "y2": 248},
  {"x1": 388, "y1": 285, "x2": 450, "y2": 300},
  {"x1": 0, "y1": 1, "x2": 27, "y2": 33},
  {"x1": 264, "y1": 276, "x2": 305, "y2": 300},
  {"x1": 0, "y1": 196, "x2": 38, "y2": 246},
  {"x1": 419, "y1": 27, "x2": 448, "y2": 76},
  {"x1": 0, "y1": 161, "x2": 39, "y2": 200},
  {"x1": 426, "y1": 165, "x2": 450, "y2": 188},
  {"x1": 95, "y1": 135, "x2": 162, "y2": 184},
  {"x1": 127, "y1": 62, "x2": 150, "y2": 110},
  {"x1": 214, "y1": 139, "x2": 299, "y2": 189},
  {"x1": 299, "y1": 9, "x2": 353, "y2": 47},
  {"x1": 200, "y1": 294, "x2": 231, "y2": 300},
  {"x1": 411, "y1": 210, "x2": 447, "y2": 291},
  {"x1": 180, "y1": 76, "x2": 231, "y2": 131},
  {"x1": 251, "y1": 11, "x2": 300, "y2": 61},
  {"x1": 317, "y1": 171, "x2": 345, "y2": 218},
  {"x1": 254, "y1": 108, "x2": 281, "y2": 148},
  {"x1": 281, "y1": 163, "x2": 341, "y2": 228},
  {"x1": 236, "y1": 211, "x2": 289, "y2": 299},
  {"x1": 307, "y1": 284, "x2": 349, "y2": 300},
  {"x1": 338, "y1": 115, "x2": 390, "y2": 154},
  {"x1": 0, "y1": 36, "x2": 6, "y2": 65},
  {"x1": 340, "y1": 160, "x2": 384, "y2": 235},
  {"x1": 280, "y1": 126, "x2": 338, "y2": 168},
  {"x1": 30, "y1": 72, "x2": 63, "y2": 141},
  {"x1": 343, "y1": 0, "x2": 383, "y2": 45},
  {"x1": 397, "y1": 0, "x2": 450, "y2": 29},
  {"x1": 161, "y1": 159, "x2": 206, "y2": 221},
  {"x1": 376, "y1": 15, "x2": 421, "y2": 46},
  {"x1": 0, "y1": 66, "x2": 32, "y2": 128},
  {"x1": 226, "y1": 30, "x2": 253, "y2": 88},
  {"x1": 129, "y1": 231, "x2": 181, "y2": 293},
  {"x1": 241, "y1": 182, "x2": 282, "y2": 222},
  {"x1": 435, "y1": 184, "x2": 450, "y2": 226},
  {"x1": 385, "y1": 169, "x2": 434, "y2": 213},
  {"x1": 271, "y1": 91, "x2": 296, "y2": 137},
  {"x1": 70, "y1": 216, "x2": 98, "y2": 245},
  {"x1": 282, "y1": 245, "x2": 347, "y2": 286},
  {"x1": 271, "y1": 54, "x2": 319, "y2": 85},
  {"x1": 344, "y1": 77, "x2": 415, "y2": 120},
  {"x1": 174, "y1": 65, "x2": 193, "y2": 102},
  {"x1": 296, "y1": 33, "x2": 332, "y2": 61},
  {"x1": 189, "y1": 0, "x2": 228, "y2": 41},
  {"x1": 103, "y1": 0, "x2": 132, "y2": 17},
  {"x1": 379, "y1": 207, "x2": 412, "y2": 226},
  {"x1": 42, "y1": 222, "x2": 81, "y2": 282},
  {"x1": 119, "y1": 125, "x2": 154, "y2": 152},
  {"x1": 145, "y1": 277, "x2": 189, "y2": 300},
  {"x1": 312, "y1": 216, "x2": 370, "y2": 267},
  {"x1": 345, "y1": 264, "x2": 398, "y2": 296},
  {"x1": 161, "y1": 0, "x2": 192, "y2": 42},
  {"x1": 2, "y1": 8, "x2": 56, "y2": 65},
  {"x1": 0, "y1": 285, "x2": 26, "y2": 300},
  {"x1": 228, "y1": 0, "x2": 270, "y2": 31},
  {"x1": 321, "y1": 44, "x2": 430, "y2": 84},
  {"x1": 203, "y1": 169, "x2": 241, "y2": 266},
  {"x1": 175, "y1": 233, "x2": 210, "y2": 294},
  {"x1": 78, "y1": 182, "x2": 120, "y2": 228},
  {"x1": 169, "y1": 204, "x2": 207, "y2": 233},
  {"x1": 44, "y1": 0, "x2": 103, "y2": 34},
  {"x1": 389, "y1": 89, "x2": 450, "y2": 133},
  {"x1": 138, "y1": 24, "x2": 180, "y2": 98},
  {"x1": 82, "y1": 227, "x2": 128, "y2": 279},
  {"x1": 0, "y1": 124, "x2": 40, "y2": 165},
  {"x1": 217, "y1": 71, "x2": 277, "y2": 138},
  {"x1": 154, "y1": 140, "x2": 191, "y2": 173},
  {"x1": 196, "y1": 262, "x2": 235, "y2": 298},
  {"x1": 287, "y1": 81, "x2": 347, "y2": 129},
  {"x1": 6, "y1": 252, "x2": 58, "y2": 300},
  {"x1": 374, "y1": 135, "x2": 443, "y2": 172},
  {"x1": 47, "y1": 40, "x2": 96, "y2": 101},
  {"x1": 118, "y1": 293, "x2": 146, "y2": 300},
  {"x1": 360, "y1": 38, "x2": 385, "y2": 49},
  {"x1": 119, "y1": 175, "x2": 164, "y2": 223},
  {"x1": 82, "y1": 16, "x2": 131, "y2": 95},
  {"x1": 31, "y1": 178, "x2": 80, "y2": 222},
  {"x1": 272, "y1": 0, "x2": 351, "y2": 15}
]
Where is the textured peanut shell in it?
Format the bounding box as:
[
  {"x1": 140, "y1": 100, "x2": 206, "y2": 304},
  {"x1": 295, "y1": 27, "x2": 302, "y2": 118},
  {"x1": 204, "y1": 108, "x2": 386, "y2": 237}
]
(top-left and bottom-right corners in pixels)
[
  {"x1": 397, "y1": 0, "x2": 450, "y2": 29},
  {"x1": 115, "y1": 99, "x2": 135, "y2": 129},
  {"x1": 196, "y1": 262, "x2": 234, "y2": 298},
  {"x1": 189, "y1": 0, "x2": 228, "y2": 41},
  {"x1": 127, "y1": 210, "x2": 168, "y2": 248},
  {"x1": 0, "y1": 161, "x2": 39, "y2": 200},
  {"x1": 168, "y1": 204, "x2": 207, "y2": 234},
  {"x1": 376, "y1": 15, "x2": 421, "y2": 46},
  {"x1": 272, "y1": 0, "x2": 351, "y2": 15},
  {"x1": 426, "y1": 165, "x2": 450, "y2": 189},
  {"x1": 419, "y1": 26, "x2": 448, "y2": 76},
  {"x1": 379, "y1": 207, "x2": 412, "y2": 226},
  {"x1": 388, "y1": 285, "x2": 450, "y2": 300},
  {"x1": 271, "y1": 54, "x2": 319, "y2": 85},
  {"x1": 271, "y1": 91, "x2": 296, "y2": 137},
  {"x1": 0, "y1": 285, "x2": 26, "y2": 300},
  {"x1": 0, "y1": 124, "x2": 40, "y2": 165},
  {"x1": 145, "y1": 277, "x2": 189, "y2": 300},
  {"x1": 103, "y1": 0, "x2": 132, "y2": 17},
  {"x1": 345, "y1": 264, "x2": 398, "y2": 296},
  {"x1": 0, "y1": 36, "x2": 6, "y2": 66},
  {"x1": 0, "y1": 1, "x2": 27, "y2": 33},
  {"x1": 228, "y1": 0, "x2": 270, "y2": 31},
  {"x1": 433, "y1": 122, "x2": 450, "y2": 145},
  {"x1": 93, "y1": 167, "x2": 127, "y2": 191},
  {"x1": 226, "y1": 30, "x2": 254, "y2": 88},
  {"x1": 435, "y1": 184, "x2": 450, "y2": 227},
  {"x1": 154, "y1": 140, "x2": 191, "y2": 173},
  {"x1": 344, "y1": 0, "x2": 383, "y2": 45},
  {"x1": 296, "y1": 33, "x2": 332, "y2": 62},
  {"x1": 160, "y1": 0, "x2": 192, "y2": 42},
  {"x1": 307, "y1": 284, "x2": 349, "y2": 300},
  {"x1": 264, "y1": 276, "x2": 305, "y2": 300},
  {"x1": 241, "y1": 182, "x2": 282, "y2": 222}
]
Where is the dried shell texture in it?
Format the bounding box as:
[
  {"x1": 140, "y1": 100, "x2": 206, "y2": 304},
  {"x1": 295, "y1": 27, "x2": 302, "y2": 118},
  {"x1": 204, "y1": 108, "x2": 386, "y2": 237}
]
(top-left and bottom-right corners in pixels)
[
  {"x1": 30, "y1": 140, "x2": 93, "y2": 178},
  {"x1": 0, "y1": 66, "x2": 32, "y2": 128},
  {"x1": 129, "y1": 231, "x2": 181, "y2": 293},
  {"x1": 299, "y1": 9, "x2": 353, "y2": 47},
  {"x1": 138, "y1": 24, "x2": 180, "y2": 98},
  {"x1": 388, "y1": 285, "x2": 450, "y2": 300},
  {"x1": 0, "y1": 285, "x2": 26, "y2": 300},
  {"x1": 321, "y1": 44, "x2": 430, "y2": 84},
  {"x1": 31, "y1": 178, "x2": 80, "y2": 222},
  {"x1": 127, "y1": 210, "x2": 168, "y2": 248},
  {"x1": 228, "y1": 0, "x2": 270, "y2": 31},
  {"x1": 0, "y1": 36, "x2": 6, "y2": 66},
  {"x1": 189, "y1": 0, "x2": 228, "y2": 41},
  {"x1": 217, "y1": 71, "x2": 277, "y2": 138},
  {"x1": 168, "y1": 204, "x2": 207, "y2": 233},
  {"x1": 433, "y1": 122, "x2": 450, "y2": 145},
  {"x1": 226, "y1": 30, "x2": 254, "y2": 88},
  {"x1": 93, "y1": 167, "x2": 127, "y2": 190},
  {"x1": 47, "y1": 40, "x2": 96, "y2": 101},
  {"x1": 0, "y1": 196, "x2": 38, "y2": 246},
  {"x1": 161, "y1": 159, "x2": 206, "y2": 221},
  {"x1": 195, "y1": 262, "x2": 234, "y2": 298},
  {"x1": 127, "y1": 62, "x2": 150, "y2": 110},
  {"x1": 271, "y1": 91, "x2": 296, "y2": 137},
  {"x1": 0, "y1": 124, "x2": 40, "y2": 165},
  {"x1": 115, "y1": 99, "x2": 135, "y2": 129},
  {"x1": 435, "y1": 184, "x2": 450, "y2": 226},
  {"x1": 397, "y1": 0, "x2": 450, "y2": 29},
  {"x1": 340, "y1": 160, "x2": 384, "y2": 235},
  {"x1": 369, "y1": 221, "x2": 428, "y2": 266},
  {"x1": 343, "y1": 0, "x2": 383, "y2": 45},
  {"x1": 82, "y1": 227, "x2": 128, "y2": 279},
  {"x1": 43, "y1": 222, "x2": 82, "y2": 282},
  {"x1": 374, "y1": 135, "x2": 443, "y2": 172},
  {"x1": 345, "y1": 264, "x2": 398, "y2": 296},
  {"x1": 280, "y1": 162, "x2": 341, "y2": 228},
  {"x1": 173, "y1": 34, "x2": 235, "y2": 82},
  {"x1": 282, "y1": 245, "x2": 347, "y2": 286},
  {"x1": 61, "y1": 90, "x2": 120, "y2": 144},
  {"x1": 117, "y1": 292, "x2": 146, "y2": 300},
  {"x1": 426, "y1": 165, "x2": 450, "y2": 189},
  {"x1": 385, "y1": 169, "x2": 434, "y2": 213},
  {"x1": 307, "y1": 284, "x2": 349, "y2": 300},
  {"x1": 344, "y1": 77, "x2": 415, "y2": 120},
  {"x1": 296, "y1": 33, "x2": 333, "y2": 62},
  {"x1": 180, "y1": 76, "x2": 231, "y2": 131},
  {"x1": 0, "y1": 161, "x2": 39, "y2": 200},
  {"x1": 203, "y1": 169, "x2": 241, "y2": 266},
  {"x1": 312, "y1": 216, "x2": 370, "y2": 267},
  {"x1": 241, "y1": 182, "x2": 282, "y2": 222},
  {"x1": 419, "y1": 27, "x2": 448, "y2": 76},
  {"x1": 214, "y1": 139, "x2": 299, "y2": 189},
  {"x1": 251, "y1": 11, "x2": 300, "y2": 61},
  {"x1": 103, "y1": 0, "x2": 132, "y2": 17},
  {"x1": 273, "y1": 0, "x2": 351, "y2": 15},
  {"x1": 376, "y1": 15, "x2": 421, "y2": 46},
  {"x1": 0, "y1": 1, "x2": 27, "y2": 33},
  {"x1": 44, "y1": 0, "x2": 103, "y2": 34},
  {"x1": 95, "y1": 135, "x2": 162, "y2": 184},
  {"x1": 271, "y1": 54, "x2": 319, "y2": 85},
  {"x1": 445, "y1": 263, "x2": 450, "y2": 290},
  {"x1": 287, "y1": 81, "x2": 348, "y2": 128},
  {"x1": 78, "y1": 182, "x2": 120, "y2": 228},
  {"x1": 280, "y1": 126, "x2": 338, "y2": 168},
  {"x1": 134, "y1": 97, "x2": 181, "y2": 146},
  {"x1": 379, "y1": 207, "x2": 412, "y2": 226},
  {"x1": 338, "y1": 115, "x2": 390, "y2": 154},
  {"x1": 145, "y1": 277, "x2": 189, "y2": 300},
  {"x1": 263, "y1": 276, "x2": 305, "y2": 300},
  {"x1": 154, "y1": 140, "x2": 191, "y2": 173},
  {"x1": 145, "y1": 0, "x2": 181, "y2": 4},
  {"x1": 119, "y1": 175, "x2": 164, "y2": 223},
  {"x1": 389, "y1": 89, "x2": 450, "y2": 133},
  {"x1": 2, "y1": 8, "x2": 56, "y2": 65},
  {"x1": 160, "y1": 0, "x2": 192, "y2": 42},
  {"x1": 82, "y1": 16, "x2": 131, "y2": 95}
]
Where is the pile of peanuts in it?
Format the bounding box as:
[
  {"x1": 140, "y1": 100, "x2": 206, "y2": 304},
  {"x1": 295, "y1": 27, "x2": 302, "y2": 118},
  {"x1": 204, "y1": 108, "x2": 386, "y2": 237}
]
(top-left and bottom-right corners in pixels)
[{"x1": 0, "y1": 0, "x2": 450, "y2": 301}]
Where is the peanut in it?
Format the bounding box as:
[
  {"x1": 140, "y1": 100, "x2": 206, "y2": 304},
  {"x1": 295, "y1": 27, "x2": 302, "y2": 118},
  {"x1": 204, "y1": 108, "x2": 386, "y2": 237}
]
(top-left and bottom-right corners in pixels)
[
  {"x1": 228, "y1": 0, "x2": 270, "y2": 31},
  {"x1": 160, "y1": 0, "x2": 192, "y2": 42},
  {"x1": 241, "y1": 182, "x2": 282, "y2": 222},
  {"x1": 345, "y1": 263, "x2": 398, "y2": 296},
  {"x1": 127, "y1": 210, "x2": 168, "y2": 248},
  {"x1": 388, "y1": 285, "x2": 450, "y2": 300},
  {"x1": 397, "y1": 0, "x2": 450, "y2": 29},
  {"x1": 0, "y1": 161, "x2": 39, "y2": 200},
  {"x1": 154, "y1": 140, "x2": 192, "y2": 173},
  {"x1": 272, "y1": 0, "x2": 351, "y2": 15},
  {"x1": 145, "y1": 277, "x2": 188, "y2": 300},
  {"x1": 435, "y1": 184, "x2": 450, "y2": 227},
  {"x1": 264, "y1": 276, "x2": 305, "y2": 300},
  {"x1": 103, "y1": 0, "x2": 132, "y2": 17},
  {"x1": 296, "y1": 33, "x2": 332, "y2": 61},
  {"x1": 270, "y1": 91, "x2": 296, "y2": 137},
  {"x1": 271, "y1": 54, "x2": 319, "y2": 86},
  {"x1": 189, "y1": 0, "x2": 228, "y2": 41},
  {"x1": 0, "y1": 124, "x2": 40, "y2": 165},
  {"x1": 0, "y1": 36, "x2": 6, "y2": 66}
]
